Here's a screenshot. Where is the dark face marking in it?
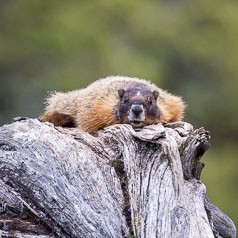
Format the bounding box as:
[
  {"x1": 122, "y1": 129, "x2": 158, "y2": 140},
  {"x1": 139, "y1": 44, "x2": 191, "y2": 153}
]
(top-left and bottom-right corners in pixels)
[{"x1": 117, "y1": 86, "x2": 161, "y2": 128}]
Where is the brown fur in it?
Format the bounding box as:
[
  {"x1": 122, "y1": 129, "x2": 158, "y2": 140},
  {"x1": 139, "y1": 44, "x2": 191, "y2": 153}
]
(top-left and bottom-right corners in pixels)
[
  {"x1": 40, "y1": 76, "x2": 186, "y2": 132},
  {"x1": 40, "y1": 112, "x2": 75, "y2": 127}
]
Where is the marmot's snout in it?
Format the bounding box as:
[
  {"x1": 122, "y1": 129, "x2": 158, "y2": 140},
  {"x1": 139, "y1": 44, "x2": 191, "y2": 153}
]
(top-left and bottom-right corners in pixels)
[{"x1": 128, "y1": 104, "x2": 145, "y2": 128}]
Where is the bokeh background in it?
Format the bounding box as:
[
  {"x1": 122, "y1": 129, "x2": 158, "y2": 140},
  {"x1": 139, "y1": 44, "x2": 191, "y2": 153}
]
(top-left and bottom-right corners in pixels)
[{"x1": 0, "y1": 0, "x2": 237, "y2": 228}]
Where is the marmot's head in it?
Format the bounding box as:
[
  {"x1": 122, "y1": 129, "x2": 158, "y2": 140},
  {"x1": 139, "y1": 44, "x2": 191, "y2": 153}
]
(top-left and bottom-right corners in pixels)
[{"x1": 116, "y1": 84, "x2": 161, "y2": 129}]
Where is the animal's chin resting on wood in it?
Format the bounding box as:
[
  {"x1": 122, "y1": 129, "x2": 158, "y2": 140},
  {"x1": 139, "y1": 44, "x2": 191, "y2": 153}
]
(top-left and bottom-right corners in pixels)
[{"x1": 0, "y1": 118, "x2": 236, "y2": 238}]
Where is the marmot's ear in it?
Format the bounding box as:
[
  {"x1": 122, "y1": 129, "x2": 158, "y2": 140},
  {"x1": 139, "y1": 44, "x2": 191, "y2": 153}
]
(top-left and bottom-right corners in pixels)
[
  {"x1": 118, "y1": 89, "x2": 125, "y2": 98},
  {"x1": 153, "y1": 90, "x2": 159, "y2": 100}
]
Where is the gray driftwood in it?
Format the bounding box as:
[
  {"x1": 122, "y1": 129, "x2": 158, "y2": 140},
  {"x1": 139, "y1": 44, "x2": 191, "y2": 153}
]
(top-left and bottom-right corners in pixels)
[{"x1": 0, "y1": 118, "x2": 236, "y2": 238}]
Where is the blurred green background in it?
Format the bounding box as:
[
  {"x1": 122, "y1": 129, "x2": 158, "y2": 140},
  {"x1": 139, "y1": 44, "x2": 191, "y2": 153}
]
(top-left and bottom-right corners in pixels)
[{"x1": 0, "y1": 0, "x2": 237, "y2": 229}]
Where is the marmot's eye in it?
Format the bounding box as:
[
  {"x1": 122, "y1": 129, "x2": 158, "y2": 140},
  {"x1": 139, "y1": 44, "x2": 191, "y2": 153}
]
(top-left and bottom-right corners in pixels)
[
  {"x1": 122, "y1": 97, "x2": 128, "y2": 104},
  {"x1": 148, "y1": 97, "x2": 154, "y2": 105}
]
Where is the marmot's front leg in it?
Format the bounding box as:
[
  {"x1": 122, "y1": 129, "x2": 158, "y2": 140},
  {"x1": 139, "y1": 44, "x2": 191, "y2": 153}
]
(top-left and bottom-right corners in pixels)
[{"x1": 40, "y1": 112, "x2": 75, "y2": 127}]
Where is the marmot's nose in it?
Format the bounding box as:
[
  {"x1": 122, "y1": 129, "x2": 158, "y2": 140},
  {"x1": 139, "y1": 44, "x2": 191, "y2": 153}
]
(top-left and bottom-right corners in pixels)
[{"x1": 131, "y1": 105, "x2": 143, "y2": 116}]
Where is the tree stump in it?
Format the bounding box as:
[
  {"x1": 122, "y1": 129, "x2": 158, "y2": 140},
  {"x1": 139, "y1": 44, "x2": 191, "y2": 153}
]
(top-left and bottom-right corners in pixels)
[{"x1": 0, "y1": 118, "x2": 236, "y2": 238}]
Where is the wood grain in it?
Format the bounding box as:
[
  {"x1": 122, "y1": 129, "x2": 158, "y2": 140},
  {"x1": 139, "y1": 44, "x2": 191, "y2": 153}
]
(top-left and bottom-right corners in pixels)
[{"x1": 0, "y1": 119, "x2": 236, "y2": 237}]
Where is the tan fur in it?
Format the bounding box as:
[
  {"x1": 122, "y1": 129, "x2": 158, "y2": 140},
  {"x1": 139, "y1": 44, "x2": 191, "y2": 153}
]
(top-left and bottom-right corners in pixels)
[{"x1": 40, "y1": 76, "x2": 186, "y2": 132}]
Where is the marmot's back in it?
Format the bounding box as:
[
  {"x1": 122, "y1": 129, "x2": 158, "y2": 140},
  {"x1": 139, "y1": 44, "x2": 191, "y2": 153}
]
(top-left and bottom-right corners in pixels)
[{"x1": 40, "y1": 76, "x2": 185, "y2": 132}]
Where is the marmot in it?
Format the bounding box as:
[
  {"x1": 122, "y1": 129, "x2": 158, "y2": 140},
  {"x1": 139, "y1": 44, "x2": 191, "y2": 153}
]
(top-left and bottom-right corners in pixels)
[{"x1": 40, "y1": 76, "x2": 185, "y2": 132}]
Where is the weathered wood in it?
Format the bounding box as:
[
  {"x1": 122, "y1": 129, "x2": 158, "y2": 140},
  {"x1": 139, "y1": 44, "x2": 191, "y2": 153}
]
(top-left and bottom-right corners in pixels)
[{"x1": 0, "y1": 119, "x2": 236, "y2": 238}]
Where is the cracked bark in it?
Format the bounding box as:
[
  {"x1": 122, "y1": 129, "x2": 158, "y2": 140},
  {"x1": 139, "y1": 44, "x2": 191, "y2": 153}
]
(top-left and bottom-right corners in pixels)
[{"x1": 0, "y1": 118, "x2": 236, "y2": 238}]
